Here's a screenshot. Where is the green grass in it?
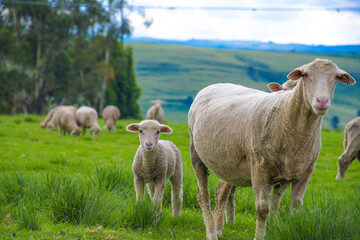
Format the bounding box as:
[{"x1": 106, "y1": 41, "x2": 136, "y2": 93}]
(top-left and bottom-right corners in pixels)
[
  {"x1": 126, "y1": 42, "x2": 360, "y2": 128},
  {"x1": 0, "y1": 115, "x2": 360, "y2": 239}
]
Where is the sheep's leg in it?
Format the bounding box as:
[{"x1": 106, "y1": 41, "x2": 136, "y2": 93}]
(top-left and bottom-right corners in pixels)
[
  {"x1": 336, "y1": 147, "x2": 357, "y2": 180},
  {"x1": 214, "y1": 180, "x2": 232, "y2": 236},
  {"x1": 153, "y1": 177, "x2": 166, "y2": 212},
  {"x1": 134, "y1": 176, "x2": 145, "y2": 201},
  {"x1": 170, "y1": 171, "x2": 183, "y2": 217},
  {"x1": 291, "y1": 163, "x2": 315, "y2": 208},
  {"x1": 270, "y1": 182, "x2": 290, "y2": 215},
  {"x1": 82, "y1": 126, "x2": 86, "y2": 136},
  {"x1": 253, "y1": 178, "x2": 272, "y2": 240},
  {"x1": 190, "y1": 142, "x2": 217, "y2": 240},
  {"x1": 225, "y1": 185, "x2": 237, "y2": 223},
  {"x1": 147, "y1": 182, "x2": 155, "y2": 199}
]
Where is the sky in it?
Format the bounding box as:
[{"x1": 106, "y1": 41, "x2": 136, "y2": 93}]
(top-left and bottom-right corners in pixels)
[{"x1": 125, "y1": 0, "x2": 360, "y2": 45}]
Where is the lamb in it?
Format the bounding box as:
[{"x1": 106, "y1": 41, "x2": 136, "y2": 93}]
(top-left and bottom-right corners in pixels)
[
  {"x1": 75, "y1": 106, "x2": 101, "y2": 137},
  {"x1": 188, "y1": 59, "x2": 356, "y2": 240},
  {"x1": 55, "y1": 107, "x2": 80, "y2": 136},
  {"x1": 146, "y1": 100, "x2": 165, "y2": 123},
  {"x1": 41, "y1": 105, "x2": 77, "y2": 130},
  {"x1": 101, "y1": 105, "x2": 121, "y2": 132},
  {"x1": 126, "y1": 120, "x2": 183, "y2": 217},
  {"x1": 336, "y1": 117, "x2": 360, "y2": 180},
  {"x1": 267, "y1": 79, "x2": 298, "y2": 92}
]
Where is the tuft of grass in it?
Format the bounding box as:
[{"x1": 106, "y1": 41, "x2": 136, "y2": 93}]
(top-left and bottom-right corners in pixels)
[
  {"x1": 92, "y1": 164, "x2": 133, "y2": 192},
  {"x1": 15, "y1": 201, "x2": 41, "y2": 231}
]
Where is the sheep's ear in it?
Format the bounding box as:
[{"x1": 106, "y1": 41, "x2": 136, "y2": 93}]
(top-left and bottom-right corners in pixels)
[
  {"x1": 126, "y1": 123, "x2": 140, "y2": 132},
  {"x1": 160, "y1": 124, "x2": 172, "y2": 134},
  {"x1": 337, "y1": 69, "x2": 356, "y2": 85},
  {"x1": 267, "y1": 83, "x2": 283, "y2": 92},
  {"x1": 287, "y1": 66, "x2": 305, "y2": 80}
]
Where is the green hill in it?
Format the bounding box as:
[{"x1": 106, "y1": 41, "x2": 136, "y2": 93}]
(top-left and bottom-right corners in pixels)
[{"x1": 126, "y1": 42, "x2": 360, "y2": 128}]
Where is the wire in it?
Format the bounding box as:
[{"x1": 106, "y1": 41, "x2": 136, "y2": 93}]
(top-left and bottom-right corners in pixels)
[{"x1": 1, "y1": 0, "x2": 360, "y2": 12}]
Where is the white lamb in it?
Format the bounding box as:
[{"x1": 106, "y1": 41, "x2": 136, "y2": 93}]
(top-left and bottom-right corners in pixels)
[
  {"x1": 188, "y1": 59, "x2": 356, "y2": 240},
  {"x1": 126, "y1": 120, "x2": 183, "y2": 216},
  {"x1": 146, "y1": 100, "x2": 165, "y2": 123},
  {"x1": 75, "y1": 106, "x2": 101, "y2": 137}
]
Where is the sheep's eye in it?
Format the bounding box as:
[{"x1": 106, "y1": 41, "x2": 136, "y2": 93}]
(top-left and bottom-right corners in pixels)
[
  {"x1": 302, "y1": 73, "x2": 309, "y2": 78},
  {"x1": 139, "y1": 130, "x2": 143, "y2": 133},
  {"x1": 156, "y1": 130, "x2": 160, "y2": 134}
]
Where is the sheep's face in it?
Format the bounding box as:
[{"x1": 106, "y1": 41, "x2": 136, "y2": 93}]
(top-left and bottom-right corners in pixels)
[
  {"x1": 288, "y1": 59, "x2": 356, "y2": 116},
  {"x1": 91, "y1": 126, "x2": 101, "y2": 137},
  {"x1": 151, "y1": 99, "x2": 165, "y2": 108},
  {"x1": 126, "y1": 120, "x2": 172, "y2": 151},
  {"x1": 72, "y1": 128, "x2": 80, "y2": 136}
]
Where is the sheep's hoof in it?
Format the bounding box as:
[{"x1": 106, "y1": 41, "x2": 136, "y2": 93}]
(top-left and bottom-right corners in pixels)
[{"x1": 335, "y1": 174, "x2": 345, "y2": 180}]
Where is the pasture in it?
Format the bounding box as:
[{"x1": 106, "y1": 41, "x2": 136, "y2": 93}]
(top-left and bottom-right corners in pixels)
[{"x1": 0, "y1": 115, "x2": 359, "y2": 239}]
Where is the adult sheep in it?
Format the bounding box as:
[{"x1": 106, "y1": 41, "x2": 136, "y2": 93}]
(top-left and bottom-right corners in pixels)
[
  {"x1": 188, "y1": 59, "x2": 356, "y2": 240},
  {"x1": 336, "y1": 117, "x2": 360, "y2": 180},
  {"x1": 41, "y1": 105, "x2": 77, "y2": 130},
  {"x1": 146, "y1": 100, "x2": 165, "y2": 123},
  {"x1": 102, "y1": 105, "x2": 121, "y2": 132},
  {"x1": 76, "y1": 106, "x2": 101, "y2": 137}
]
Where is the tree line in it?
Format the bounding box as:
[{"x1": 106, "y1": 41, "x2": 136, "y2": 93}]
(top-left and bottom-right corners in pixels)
[{"x1": 0, "y1": 0, "x2": 145, "y2": 118}]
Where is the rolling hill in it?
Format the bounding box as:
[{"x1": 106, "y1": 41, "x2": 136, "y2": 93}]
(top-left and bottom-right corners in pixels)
[{"x1": 125, "y1": 41, "x2": 360, "y2": 128}]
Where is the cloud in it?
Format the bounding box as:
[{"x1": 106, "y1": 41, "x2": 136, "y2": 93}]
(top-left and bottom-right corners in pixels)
[{"x1": 128, "y1": 0, "x2": 360, "y2": 45}]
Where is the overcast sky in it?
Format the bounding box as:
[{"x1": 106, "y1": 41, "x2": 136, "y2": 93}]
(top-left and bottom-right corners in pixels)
[{"x1": 126, "y1": 0, "x2": 360, "y2": 45}]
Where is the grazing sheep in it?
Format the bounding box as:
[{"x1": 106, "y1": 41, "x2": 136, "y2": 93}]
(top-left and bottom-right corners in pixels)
[
  {"x1": 126, "y1": 120, "x2": 183, "y2": 216},
  {"x1": 188, "y1": 59, "x2": 356, "y2": 240},
  {"x1": 56, "y1": 107, "x2": 80, "y2": 136},
  {"x1": 76, "y1": 106, "x2": 101, "y2": 137},
  {"x1": 102, "y1": 105, "x2": 121, "y2": 132},
  {"x1": 336, "y1": 117, "x2": 360, "y2": 180},
  {"x1": 146, "y1": 100, "x2": 165, "y2": 123},
  {"x1": 267, "y1": 79, "x2": 298, "y2": 92},
  {"x1": 41, "y1": 105, "x2": 77, "y2": 130}
]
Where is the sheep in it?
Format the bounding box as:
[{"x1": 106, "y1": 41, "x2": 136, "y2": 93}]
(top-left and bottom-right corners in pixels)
[
  {"x1": 336, "y1": 117, "x2": 360, "y2": 180},
  {"x1": 75, "y1": 106, "x2": 101, "y2": 137},
  {"x1": 267, "y1": 79, "x2": 298, "y2": 92},
  {"x1": 126, "y1": 120, "x2": 183, "y2": 217},
  {"x1": 41, "y1": 105, "x2": 77, "y2": 130},
  {"x1": 56, "y1": 107, "x2": 80, "y2": 136},
  {"x1": 146, "y1": 100, "x2": 165, "y2": 123},
  {"x1": 101, "y1": 105, "x2": 121, "y2": 132},
  {"x1": 188, "y1": 59, "x2": 356, "y2": 240}
]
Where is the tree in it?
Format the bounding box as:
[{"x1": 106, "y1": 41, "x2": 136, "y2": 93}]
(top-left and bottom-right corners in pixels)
[{"x1": 331, "y1": 116, "x2": 340, "y2": 129}]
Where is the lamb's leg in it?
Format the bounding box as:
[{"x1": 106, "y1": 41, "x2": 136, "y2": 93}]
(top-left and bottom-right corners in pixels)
[
  {"x1": 253, "y1": 177, "x2": 272, "y2": 240},
  {"x1": 147, "y1": 182, "x2": 155, "y2": 199},
  {"x1": 214, "y1": 180, "x2": 232, "y2": 236},
  {"x1": 170, "y1": 170, "x2": 183, "y2": 217},
  {"x1": 270, "y1": 182, "x2": 290, "y2": 215},
  {"x1": 134, "y1": 176, "x2": 145, "y2": 201},
  {"x1": 153, "y1": 177, "x2": 166, "y2": 212},
  {"x1": 225, "y1": 185, "x2": 237, "y2": 223},
  {"x1": 336, "y1": 147, "x2": 357, "y2": 180},
  {"x1": 190, "y1": 142, "x2": 217, "y2": 240},
  {"x1": 291, "y1": 163, "x2": 315, "y2": 208}
]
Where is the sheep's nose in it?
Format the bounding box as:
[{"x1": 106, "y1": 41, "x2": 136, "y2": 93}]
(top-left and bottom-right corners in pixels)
[
  {"x1": 145, "y1": 142, "x2": 153, "y2": 148},
  {"x1": 316, "y1": 97, "x2": 329, "y2": 105}
]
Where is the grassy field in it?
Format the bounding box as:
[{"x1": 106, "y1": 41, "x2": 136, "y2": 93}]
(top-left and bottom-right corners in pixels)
[
  {"x1": 0, "y1": 115, "x2": 360, "y2": 239},
  {"x1": 126, "y1": 42, "x2": 360, "y2": 128}
]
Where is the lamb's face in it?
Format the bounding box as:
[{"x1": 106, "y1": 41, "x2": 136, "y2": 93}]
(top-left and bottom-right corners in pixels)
[
  {"x1": 288, "y1": 59, "x2": 356, "y2": 116},
  {"x1": 126, "y1": 120, "x2": 173, "y2": 151}
]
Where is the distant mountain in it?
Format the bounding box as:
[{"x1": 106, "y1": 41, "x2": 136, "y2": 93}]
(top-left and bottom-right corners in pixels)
[{"x1": 127, "y1": 37, "x2": 360, "y2": 54}]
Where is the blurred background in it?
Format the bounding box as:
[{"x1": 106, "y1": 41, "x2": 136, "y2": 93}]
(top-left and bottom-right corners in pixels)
[{"x1": 1, "y1": 0, "x2": 359, "y2": 128}]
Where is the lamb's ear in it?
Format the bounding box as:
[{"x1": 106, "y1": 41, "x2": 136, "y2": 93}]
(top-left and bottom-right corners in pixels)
[
  {"x1": 126, "y1": 123, "x2": 140, "y2": 132},
  {"x1": 160, "y1": 124, "x2": 172, "y2": 134},
  {"x1": 287, "y1": 65, "x2": 305, "y2": 80},
  {"x1": 337, "y1": 69, "x2": 356, "y2": 85},
  {"x1": 267, "y1": 83, "x2": 283, "y2": 92}
]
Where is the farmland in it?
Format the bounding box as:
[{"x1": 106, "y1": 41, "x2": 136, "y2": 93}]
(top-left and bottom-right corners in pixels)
[{"x1": 0, "y1": 115, "x2": 359, "y2": 239}]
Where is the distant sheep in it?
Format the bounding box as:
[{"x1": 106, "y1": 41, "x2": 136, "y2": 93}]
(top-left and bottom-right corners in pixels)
[
  {"x1": 76, "y1": 106, "x2": 101, "y2": 137},
  {"x1": 41, "y1": 105, "x2": 77, "y2": 130},
  {"x1": 55, "y1": 107, "x2": 80, "y2": 136},
  {"x1": 146, "y1": 100, "x2": 165, "y2": 123},
  {"x1": 188, "y1": 59, "x2": 356, "y2": 240},
  {"x1": 267, "y1": 79, "x2": 298, "y2": 92},
  {"x1": 336, "y1": 117, "x2": 360, "y2": 180},
  {"x1": 126, "y1": 120, "x2": 183, "y2": 216},
  {"x1": 102, "y1": 105, "x2": 120, "y2": 132}
]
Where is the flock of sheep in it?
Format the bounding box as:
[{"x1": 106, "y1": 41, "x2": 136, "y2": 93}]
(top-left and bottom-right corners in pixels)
[{"x1": 40, "y1": 58, "x2": 359, "y2": 240}]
